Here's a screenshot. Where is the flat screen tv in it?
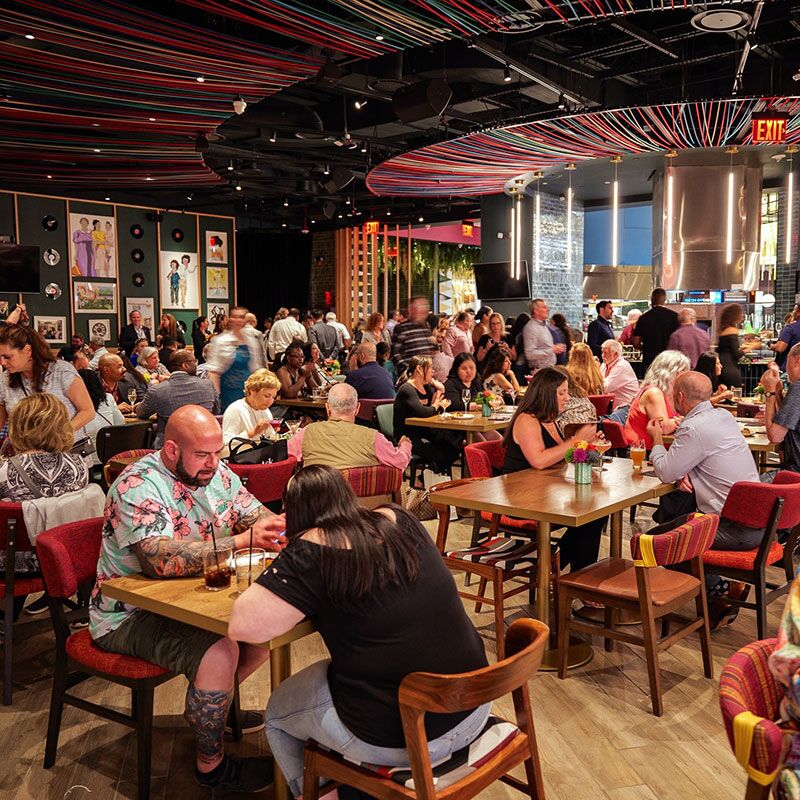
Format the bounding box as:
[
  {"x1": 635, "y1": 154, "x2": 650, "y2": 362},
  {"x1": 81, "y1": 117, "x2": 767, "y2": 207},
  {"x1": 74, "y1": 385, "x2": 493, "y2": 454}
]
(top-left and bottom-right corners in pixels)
[
  {"x1": 473, "y1": 261, "x2": 530, "y2": 300},
  {"x1": 0, "y1": 245, "x2": 40, "y2": 294}
]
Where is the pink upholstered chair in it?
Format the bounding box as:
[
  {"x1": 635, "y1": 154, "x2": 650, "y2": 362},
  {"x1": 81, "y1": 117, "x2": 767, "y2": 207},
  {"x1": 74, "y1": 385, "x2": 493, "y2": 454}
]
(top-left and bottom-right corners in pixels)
[{"x1": 227, "y1": 456, "x2": 298, "y2": 505}]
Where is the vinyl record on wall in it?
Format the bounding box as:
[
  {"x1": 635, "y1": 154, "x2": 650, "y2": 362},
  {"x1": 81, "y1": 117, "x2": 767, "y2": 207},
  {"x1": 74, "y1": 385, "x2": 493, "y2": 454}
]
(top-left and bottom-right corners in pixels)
[
  {"x1": 130, "y1": 223, "x2": 144, "y2": 239},
  {"x1": 41, "y1": 215, "x2": 58, "y2": 232},
  {"x1": 171, "y1": 227, "x2": 184, "y2": 243},
  {"x1": 43, "y1": 248, "x2": 60, "y2": 266},
  {"x1": 44, "y1": 282, "x2": 62, "y2": 300},
  {"x1": 131, "y1": 248, "x2": 144, "y2": 263},
  {"x1": 132, "y1": 272, "x2": 145, "y2": 287}
]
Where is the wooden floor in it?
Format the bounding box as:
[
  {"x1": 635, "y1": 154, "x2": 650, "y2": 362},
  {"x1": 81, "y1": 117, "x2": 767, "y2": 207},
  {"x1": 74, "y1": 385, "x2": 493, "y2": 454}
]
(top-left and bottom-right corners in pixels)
[{"x1": 0, "y1": 511, "x2": 783, "y2": 800}]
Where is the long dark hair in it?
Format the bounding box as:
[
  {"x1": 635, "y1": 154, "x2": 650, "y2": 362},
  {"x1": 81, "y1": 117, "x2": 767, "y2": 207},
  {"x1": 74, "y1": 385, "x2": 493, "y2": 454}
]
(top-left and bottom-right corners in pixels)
[
  {"x1": 283, "y1": 466, "x2": 423, "y2": 607},
  {"x1": 695, "y1": 351, "x2": 720, "y2": 390},
  {"x1": 0, "y1": 323, "x2": 56, "y2": 392},
  {"x1": 191, "y1": 316, "x2": 207, "y2": 335},
  {"x1": 503, "y1": 367, "x2": 566, "y2": 446},
  {"x1": 78, "y1": 368, "x2": 104, "y2": 411},
  {"x1": 509, "y1": 312, "x2": 530, "y2": 341},
  {"x1": 447, "y1": 352, "x2": 479, "y2": 384},
  {"x1": 482, "y1": 346, "x2": 511, "y2": 381},
  {"x1": 551, "y1": 313, "x2": 572, "y2": 357}
]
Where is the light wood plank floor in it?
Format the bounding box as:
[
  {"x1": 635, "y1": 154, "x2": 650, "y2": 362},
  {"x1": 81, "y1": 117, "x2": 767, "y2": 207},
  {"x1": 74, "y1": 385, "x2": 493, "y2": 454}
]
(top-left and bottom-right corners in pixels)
[{"x1": 0, "y1": 512, "x2": 785, "y2": 800}]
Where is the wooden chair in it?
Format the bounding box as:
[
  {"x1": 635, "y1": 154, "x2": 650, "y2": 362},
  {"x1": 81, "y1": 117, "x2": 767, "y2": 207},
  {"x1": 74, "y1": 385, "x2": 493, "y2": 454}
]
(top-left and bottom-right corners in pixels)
[
  {"x1": 703, "y1": 472, "x2": 800, "y2": 639},
  {"x1": 356, "y1": 398, "x2": 394, "y2": 427},
  {"x1": 340, "y1": 464, "x2": 403, "y2": 508},
  {"x1": 557, "y1": 512, "x2": 718, "y2": 716},
  {"x1": 36, "y1": 518, "x2": 177, "y2": 800},
  {"x1": 102, "y1": 448, "x2": 156, "y2": 488},
  {"x1": 719, "y1": 638, "x2": 784, "y2": 800},
  {"x1": 587, "y1": 393, "x2": 614, "y2": 417},
  {"x1": 228, "y1": 456, "x2": 298, "y2": 505},
  {"x1": 0, "y1": 501, "x2": 46, "y2": 705},
  {"x1": 430, "y1": 479, "x2": 554, "y2": 660},
  {"x1": 303, "y1": 617, "x2": 549, "y2": 800}
]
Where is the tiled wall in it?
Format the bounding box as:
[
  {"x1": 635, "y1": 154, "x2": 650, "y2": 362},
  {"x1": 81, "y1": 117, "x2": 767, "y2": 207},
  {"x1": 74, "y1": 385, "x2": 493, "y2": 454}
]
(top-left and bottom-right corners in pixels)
[{"x1": 776, "y1": 185, "x2": 800, "y2": 321}]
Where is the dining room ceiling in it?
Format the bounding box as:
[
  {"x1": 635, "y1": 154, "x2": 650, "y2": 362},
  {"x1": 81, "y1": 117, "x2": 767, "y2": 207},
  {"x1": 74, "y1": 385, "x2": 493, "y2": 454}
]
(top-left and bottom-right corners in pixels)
[{"x1": 1, "y1": 1, "x2": 798, "y2": 231}]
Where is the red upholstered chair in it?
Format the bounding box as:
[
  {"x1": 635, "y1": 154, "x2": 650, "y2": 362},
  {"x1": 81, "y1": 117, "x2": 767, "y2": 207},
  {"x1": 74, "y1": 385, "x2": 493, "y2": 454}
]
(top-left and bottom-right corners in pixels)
[
  {"x1": 588, "y1": 393, "x2": 614, "y2": 417},
  {"x1": 719, "y1": 638, "x2": 785, "y2": 800},
  {"x1": 0, "y1": 501, "x2": 46, "y2": 705},
  {"x1": 355, "y1": 398, "x2": 394, "y2": 427},
  {"x1": 463, "y1": 441, "x2": 538, "y2": 546},
  {"x1": 703, "y1": 472, "x2": 800, "y2": 639},
  {"x1": 557, "y1": 513, "x2": 717, "y2": 716},
  {"x1": 36, "y1": 519, "x2": 176, "y2": 800},
  {"x1": 340, "y1": 464, "x2": 403, "y2": 507},
  {"x1": 303, "y1": 618, "x2": 549, "y2": 800},
  {"x1": 601, "y1": 419, "x2": 628, "y2": 454},
  {"x1": 102, "y1": 448, "x2": 156, "y2": 488},
  {"x1": 227, "y1": 456, "x2": 298, "y2": 505}
]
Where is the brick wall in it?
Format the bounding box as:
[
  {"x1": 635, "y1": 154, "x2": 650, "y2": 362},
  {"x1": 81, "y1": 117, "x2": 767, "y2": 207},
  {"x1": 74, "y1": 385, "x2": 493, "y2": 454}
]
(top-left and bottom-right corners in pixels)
[
  {"x1": 776, "y1": 185, "x2": 800, "y2": 321},
  {"x1": 308, "y1": 230, "x2": 335, "y2": 309}
]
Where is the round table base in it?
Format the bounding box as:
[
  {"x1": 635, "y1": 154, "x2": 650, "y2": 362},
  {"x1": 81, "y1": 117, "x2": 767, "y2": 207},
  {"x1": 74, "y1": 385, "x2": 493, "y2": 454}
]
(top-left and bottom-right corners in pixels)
[
  {"x1": 539, "y1": 639, "x2": 594, "y2": 672},
  {"x1": 572, "y1": 605, "x2": 641, "y2": 626}
]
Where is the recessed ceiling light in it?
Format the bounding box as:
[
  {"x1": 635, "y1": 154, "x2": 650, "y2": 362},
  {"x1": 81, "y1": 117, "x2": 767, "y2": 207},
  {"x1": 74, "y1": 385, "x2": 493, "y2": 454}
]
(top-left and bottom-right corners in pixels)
[
  {"x1": 148, "y1": 117, "x2": 156, "y2": 122},
  {"x1": 104, "y1": 196, "x2": 110, "y2": 201},
  {"x1": 93, "y1": 148, "x2": 101, "y2": 153},
  {"x1": 375, "y1": 34, "x2": 384, "y2": 41},
  {"x1": 145, "y1": 176, "x2": 153, "y2": 181},
  {"x1": 418, "y1": 216, "x2": 424, "y2": 222},
  {"x1": 24, "y1": 34, "x2": 35, "y2": 40},
  {"x1": 46, "y1": 174, "x2": 52, "y2": 179},
  {"x1": 196, "y1": 76, "x2": 205, "y2": 83},
  {"x1": 691, "y1": 9, "x2": 751, "y2": 32},
  {"x1": 282, "y1": 222, "x2": 287, "y2": 227},
  {"x1": 235, "y1": 184, "x2": 242, "y2": 190},
  {"x1": 92, "y1": 122, "x2": 100, "y2": 127}
]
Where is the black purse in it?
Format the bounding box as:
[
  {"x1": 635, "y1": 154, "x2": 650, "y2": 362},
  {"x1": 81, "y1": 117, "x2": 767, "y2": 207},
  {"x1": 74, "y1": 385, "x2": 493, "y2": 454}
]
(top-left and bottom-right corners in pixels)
[{"x1": 227, "y1": 436, "x2": 288, "y2": 465}]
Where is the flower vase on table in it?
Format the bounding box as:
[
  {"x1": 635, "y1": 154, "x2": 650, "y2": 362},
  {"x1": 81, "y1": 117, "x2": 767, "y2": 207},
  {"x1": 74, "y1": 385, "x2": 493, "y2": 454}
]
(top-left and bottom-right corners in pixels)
[
  {"x1": 565, "y1": 440, "x2": 601, "y2": 485},
  {"x1": 474, "y1": 390, "x2": 499, "y2": 418}
]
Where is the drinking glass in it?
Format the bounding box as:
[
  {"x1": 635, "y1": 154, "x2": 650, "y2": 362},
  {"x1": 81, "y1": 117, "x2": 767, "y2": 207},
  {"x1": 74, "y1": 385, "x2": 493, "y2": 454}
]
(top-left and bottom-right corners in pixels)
[
  {"x1": 508, "y1": 389, "x2": 517, "y2": 407},
  {"x1": 269, "y1": 419, "x2": 283, "y2": 434},
  {"x1": 439, "y1": 398, "x2": 451, "y2": 417},
  {"x1": 127, "y1": 389, "x2": 137, "y2": 407},
  {"x1": 593, "y1": 438, "x2": 612, "y2": 471},
  {"x1": 285, "y1": 419, "x2": 301, "y2": 436},
  {"x1": 630, "y1": 441, "x2": 646, "y2": 471},
  {"x1": 461, "y1": 389, "x2": 471, "y2": 411},
  {"x1": 234, "y1": 548, "x2": 269, "y2": 593},
  {"x1": 203, "y1": 543, "x2": 233, "y2": 591}
]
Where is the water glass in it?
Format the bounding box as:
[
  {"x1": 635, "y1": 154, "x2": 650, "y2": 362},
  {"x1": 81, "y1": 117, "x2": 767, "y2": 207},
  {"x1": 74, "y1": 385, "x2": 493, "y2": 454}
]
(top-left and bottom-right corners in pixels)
[
  {"x1": 203, "y1": 543, "x2": 233, "y2": 591},
  {"x1": 733, "y1": 387, "x2": 743, "y2": 400},
  {"x1": 234, "y1": 548, "x2": 269, "y2": 593}
]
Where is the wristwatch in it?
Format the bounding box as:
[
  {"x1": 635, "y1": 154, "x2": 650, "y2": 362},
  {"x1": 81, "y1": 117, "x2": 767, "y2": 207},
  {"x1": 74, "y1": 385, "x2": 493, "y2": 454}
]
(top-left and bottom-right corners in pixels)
[{"x1": 764, "y1": 391, "x2": 778, "y2": 397}]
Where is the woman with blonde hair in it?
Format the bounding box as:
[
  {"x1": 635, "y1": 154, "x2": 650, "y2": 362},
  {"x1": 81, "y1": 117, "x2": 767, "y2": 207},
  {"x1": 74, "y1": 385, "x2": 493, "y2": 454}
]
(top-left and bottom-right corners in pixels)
[
  {"x1": 221, "y1": 369, "x2": 281, "y2": 453},
  {"x1": 554, "y1": 365, "x2": 597, "y2": 429},
  {"x1": 624, "y1": 349, "x2": 689, "y2": 448},
  {"x1": 567, "y1": 342, "x2": 605, "y2": 396}
]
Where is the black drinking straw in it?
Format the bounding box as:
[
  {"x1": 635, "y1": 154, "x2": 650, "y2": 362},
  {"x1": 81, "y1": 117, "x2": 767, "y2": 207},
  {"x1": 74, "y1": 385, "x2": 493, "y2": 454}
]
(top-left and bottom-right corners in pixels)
[
  {"x1": 209, "y1": 526, "x2": 220, "y2": 569},
  {"x1": 248, "y1": 525, "x2": 254, "y2": 586}
]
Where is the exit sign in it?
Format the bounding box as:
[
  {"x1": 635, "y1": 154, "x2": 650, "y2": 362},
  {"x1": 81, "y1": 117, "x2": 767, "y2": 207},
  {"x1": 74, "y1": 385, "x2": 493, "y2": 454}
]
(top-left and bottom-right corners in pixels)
[
  {"x1": 364, "y1": 221, "x2": 379, "y2": 234},
  {"x1": 462, "y1": 221, "x2": 474, "y2": 238},
  {"x1": 751, "y1": 112, "x2": 789, "y2": 144}
]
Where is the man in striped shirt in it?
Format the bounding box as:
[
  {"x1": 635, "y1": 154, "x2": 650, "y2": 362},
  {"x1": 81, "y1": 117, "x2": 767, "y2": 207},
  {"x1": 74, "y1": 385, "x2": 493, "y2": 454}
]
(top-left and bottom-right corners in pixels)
[{"x1": 391, "y1": 296, "x2": 437, "y2": 373}]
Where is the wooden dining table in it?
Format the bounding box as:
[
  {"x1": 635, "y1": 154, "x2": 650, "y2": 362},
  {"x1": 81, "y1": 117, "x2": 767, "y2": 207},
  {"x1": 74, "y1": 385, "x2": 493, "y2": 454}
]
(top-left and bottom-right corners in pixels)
[
  {"x1": 274, "y1": 396, "x2": 328, "y2": 411},
  {"x1": 102, "y1": 574, "x2": 315, "y2": 800},
  {"x1": 405, "y1": 410, "x2": 514, "y2": 446},
  {"x1": 428, "y1": 458, "x2": 674, "y2": 667}
]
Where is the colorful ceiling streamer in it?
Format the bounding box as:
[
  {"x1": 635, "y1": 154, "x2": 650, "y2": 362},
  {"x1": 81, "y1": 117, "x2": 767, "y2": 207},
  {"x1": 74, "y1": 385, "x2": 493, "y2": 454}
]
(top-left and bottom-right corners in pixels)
[{"x1": 366, "y1": 97, "x2": 800, "y2": 197}]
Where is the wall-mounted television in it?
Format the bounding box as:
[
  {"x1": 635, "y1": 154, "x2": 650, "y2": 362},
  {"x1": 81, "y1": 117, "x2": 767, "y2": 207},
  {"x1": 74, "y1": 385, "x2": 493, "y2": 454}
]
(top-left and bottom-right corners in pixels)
[
  {"x1": 473, "y1": 261, "x2": 530, "y2": 300},
  {"x1": 0, "y1": 245, "x2": 40, "y2": 294}
]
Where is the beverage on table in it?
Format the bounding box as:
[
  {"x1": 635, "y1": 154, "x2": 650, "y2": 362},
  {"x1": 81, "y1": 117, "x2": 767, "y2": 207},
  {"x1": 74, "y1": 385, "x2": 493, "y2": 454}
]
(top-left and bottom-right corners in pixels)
[
  {"x1": 127, "y1": 389, "x2": 137, "y2": 407},
  {"x1": 234, "y1": 548, "x2": 268, "y2": 593},
  {"x1": 203, "y1": 543, "x2": 233, "y2": 591},
  {"x1": 269, "y1": 419, "x2": 283, "y2": 433},
  {"x1": 630, "y1": 441, "x2": 646, "y2": 471}
]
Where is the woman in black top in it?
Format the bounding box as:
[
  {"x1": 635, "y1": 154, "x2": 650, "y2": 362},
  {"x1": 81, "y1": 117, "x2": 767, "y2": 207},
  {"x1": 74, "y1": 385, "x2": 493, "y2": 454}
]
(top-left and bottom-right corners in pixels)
[
  {"x1": 717, "y1": 303, "x2": 759, "y2": 388},
  {"x1": 229, "y1": 466, "x2": 489, "y2": 798},
  {"x1": 393, "y1": 355, "x2": 459, "y2": 472},
  {"x1": 191, "y1": 315, "x2": 209, "y2": 363},
  {"x1": 475, "y1": 312, "x2": 515, "y2": 367},
  {"x1": 503, "y1": 367, "x2": 602, "y2": 572},
  {"x1": 509, "y1": 312, "x2": 531, "y2": 384},
  {"x1": 443, "y1": 352, "x2": 483, "y2": 412}
]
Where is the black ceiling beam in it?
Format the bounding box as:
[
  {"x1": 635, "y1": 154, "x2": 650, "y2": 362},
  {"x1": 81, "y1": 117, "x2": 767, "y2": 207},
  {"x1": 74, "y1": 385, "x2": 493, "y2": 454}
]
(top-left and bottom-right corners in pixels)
[{"x1": 608, "y1": 19, "x2": 680, "y2": 60}]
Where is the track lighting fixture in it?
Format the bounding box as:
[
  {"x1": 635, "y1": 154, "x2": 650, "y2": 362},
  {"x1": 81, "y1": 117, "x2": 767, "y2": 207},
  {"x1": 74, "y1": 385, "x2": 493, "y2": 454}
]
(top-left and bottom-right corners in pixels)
[
  {"x1": 354, "y1": 97, "x2": 368, "y2": 110},
  {"x1": 269, "y1": 130, "x2": 277, "y2": 143},
  {"x1": 503, "y1": 65, "x2": 511, "y2": 83}
]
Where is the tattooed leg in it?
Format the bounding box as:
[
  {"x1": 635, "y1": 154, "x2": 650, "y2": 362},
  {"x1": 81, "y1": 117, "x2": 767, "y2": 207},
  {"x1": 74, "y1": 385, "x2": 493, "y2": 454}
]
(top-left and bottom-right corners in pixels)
[{"x1": 185, "y1": 684, "x2": 233, "y2": 771}]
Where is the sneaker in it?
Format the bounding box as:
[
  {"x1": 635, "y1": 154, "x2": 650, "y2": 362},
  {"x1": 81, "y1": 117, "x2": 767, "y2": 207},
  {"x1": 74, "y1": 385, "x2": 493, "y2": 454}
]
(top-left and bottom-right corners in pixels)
[
  {"x1": 195, "y1": 754, "x2": 273, "y2": 793},
  {"x1": 225, "y1": 709, "x2": 265, "y2": 735},
  {"x1": 710, "y1": 582, "x2": 751, "y2": 631},
  {"x1": 24, "y1": 594, "x2": 49, "y2": 615}
]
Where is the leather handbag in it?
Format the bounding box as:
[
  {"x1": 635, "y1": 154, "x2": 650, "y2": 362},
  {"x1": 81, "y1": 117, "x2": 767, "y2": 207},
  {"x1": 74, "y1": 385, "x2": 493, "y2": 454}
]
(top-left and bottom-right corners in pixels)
[{"x1": 227, "y1": 436, "x2": 288, "y2": 465}]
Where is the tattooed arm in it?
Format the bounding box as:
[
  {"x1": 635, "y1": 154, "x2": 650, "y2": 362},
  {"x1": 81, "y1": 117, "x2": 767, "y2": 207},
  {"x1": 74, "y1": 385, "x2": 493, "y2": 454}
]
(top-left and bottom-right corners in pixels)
[{"x1": 133, "y1": 537, "x2": 215, "y2": 578}]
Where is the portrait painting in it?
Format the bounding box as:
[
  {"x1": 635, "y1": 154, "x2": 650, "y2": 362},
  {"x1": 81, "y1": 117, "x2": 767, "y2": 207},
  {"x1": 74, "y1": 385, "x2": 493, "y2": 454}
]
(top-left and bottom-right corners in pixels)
[
  {"x1": 160, "y1": 250, "x2": 199, "y2": 310},
  {"x1": 205, "y1": 231, "x2": 228, "y2": 263},
  {"x1": 206, "y1": 266, "x2": 228, "y2": 299},
  {"x1": 69, "y1": 213, "x2": 116, "y2": 278}
]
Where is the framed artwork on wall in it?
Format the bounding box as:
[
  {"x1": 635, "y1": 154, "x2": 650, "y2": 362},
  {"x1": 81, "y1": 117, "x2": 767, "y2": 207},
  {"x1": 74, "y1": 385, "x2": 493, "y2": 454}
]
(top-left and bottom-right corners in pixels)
[
  {"x1": 160, "y1": 250, "x2": 199, "y2": 310},
  {"x1": 34, "y1": 315, "x2": 67, "y2": 344},
  {"x1": 69, "y1": 213, "x2": 117, "y2": 278},
  {"x1": 205, "y1": 231, "x2": 228, "y2": 264},
  {"x1": 89, "y1": 318, "x2": 111, "y2": 341},
  {"x1": 73, "y1": 280, "x2": 117, "y2": 313},
  {"x1": 206, "y1": 266, "x2": 228, "y2": 299},
  {"x1": 208, "y1": 302, "x2": 228, "y2": 328},
  {"x1": 125, "y1": 297, "x2": 154, "y2": 332}
]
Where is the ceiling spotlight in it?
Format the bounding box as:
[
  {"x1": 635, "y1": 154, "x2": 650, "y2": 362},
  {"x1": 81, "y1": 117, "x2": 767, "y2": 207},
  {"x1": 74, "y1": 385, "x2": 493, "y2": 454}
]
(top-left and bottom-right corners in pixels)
[
  {"x1": 186, "y1": 193, "x2": 193, "y2": 200},
  {"x1": 557, "y1": 94, "x2": 566, "y2": 110},
  {"x1": 323, "y1": 164, "x2": 330, "y2": 175},
  {"x1": 375, "y1": 33, "x2": 384, "y2": 41},
  {"x1": 104, "y1": 196, "x2": 110, "y2": 201},
  {"x1": 196, "y1": 76, "x2": 205, "y2": 83},
  {"x1": 269, "y1": 130, "x2": 277, "y2": 143},
  {"x1": 565, "y1": 162, "x2": 576, "y2": 170},
  {"x1": 354, "y1": 97, "x2": 368, "y2": 110},
  {"x1": 345, "y1": 197, "x2": 351, "y2": 205},
  {"x1": 418, "y1": 216, "x2": 424, "y2": 222},
  {"x1": 148, "y1": 117, "x2": 156, "y2": 122},
  {"x1": 227, "y1": 162, "x2": 234, "y2": 171},
  {"x1": 665, "y1": 148, "x2": 679, "y2": 159},
  {"x1": 24, "y1": 33, "x2": 35, "y2": 40},
  {"x1": 282, "y1": 222, "x2": 287, "y2": 227},
  {"x1": 503, "y1": 65, "x2": 512, "y2": 83},
  {"x1": 233, "y1": 96, "x2": 247, "y2": 115},
  {"x1": 283, "y1": 197, "x2": 289, "y2": 207},
  {"x1": 93, "y1": 148, "x2": 101, "y2": 153},
  {"x1": 386, "y1": 209, "x2": 391, "y2": 216},
  {"x1": 92, "y1": 122, "x2": 100, "y2": 127},
  {"x1": 360, "y1": 142, "x2": 368, "y2": 153},
  {"x1": 46, "y1": 174, "x2": 52, "y2": 179},
  {"x1": 145, "y1": 176, "x2": 153, "y2": 181},
  {"x1": 235, "y1": 184, "x2": 242, "y2": 191},
  {"x1": 794, "y1": 69, "x2": 800, "y2": 82}
]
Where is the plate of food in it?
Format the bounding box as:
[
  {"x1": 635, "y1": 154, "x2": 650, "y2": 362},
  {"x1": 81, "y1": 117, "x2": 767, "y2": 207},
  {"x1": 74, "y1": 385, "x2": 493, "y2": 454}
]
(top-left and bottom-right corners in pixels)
[{"x1": 451, "y1": 412, "x2": 475, "y2": 420}]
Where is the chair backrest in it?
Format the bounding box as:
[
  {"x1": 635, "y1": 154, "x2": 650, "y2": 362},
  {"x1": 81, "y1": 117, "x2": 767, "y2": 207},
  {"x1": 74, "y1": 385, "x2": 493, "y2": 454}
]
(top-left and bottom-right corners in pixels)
[
  {"x1": 601, "y1": 419, "x2": 627, "y2": 449},
  {"x1": 36, "y1": 518, "x2": 105, "y2": 600},
  {"x1": 463, "y1": 440, "x2": 506, "y2": 478},
  {"x1": 339, "y1": 464, "x2": 402, "y2": 499},
  {"x1": 227, "y1": 456, "x2": 297, "y2": 504},
  {"x1": 103, "y1": 448, "x2": 156, "y2": 488},
  {"x1": 630, "y1": 513, "x2": 719, "y2": 567},
  {"x1": 719, "y1": 638, "x2": 783, "y2": 786},
  {"x1": 722, "y1": 476, "x2": 800, "y2": 531},
  {"x1": 0, "y1": 501, "x2": 33, "y2": 552},
  {"x1": 375, "y1": 403, "x2": 394, "y2": 440},
  {"x1": 588, "y1": 393, "x2": 614, "y2": 417},
  {"x1": 96, "y1": 422, "x2": 157, "y2": 465},
  {"x1": 355, "y1": 398, "x2": 394, "y2": 425}
]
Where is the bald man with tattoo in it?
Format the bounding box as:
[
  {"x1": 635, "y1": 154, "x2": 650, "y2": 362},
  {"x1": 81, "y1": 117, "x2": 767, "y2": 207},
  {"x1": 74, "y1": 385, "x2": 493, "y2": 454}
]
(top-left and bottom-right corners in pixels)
[{"x1": 89, "y1": 405, "x2": 286, "y2": 793}]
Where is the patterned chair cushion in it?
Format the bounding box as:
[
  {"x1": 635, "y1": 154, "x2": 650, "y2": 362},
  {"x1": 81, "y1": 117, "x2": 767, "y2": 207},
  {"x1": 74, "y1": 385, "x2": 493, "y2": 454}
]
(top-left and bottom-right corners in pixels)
[
  {"x1": 446, "y1": 537, "x2": 538, "y2": 570},
  {"x1": 340, "y1": 465, "x2": 403, "y2": 498},
  {"x1": 342, "y1": 716, "x2": 520, "y2": 791},
  {"x1": 479, "y1": 511, "x2": 538, "y2": 533},
  {"x1": 0, "y1": 575, "x2": 44, "y2": 598},
  {"x1": 703, "y1": 542, "x2": 784, "y2": 571},
  {"x1": 66, "y1": 629, "x2": 171, "y2": 680},
  {"x1": 630, "y1": 513, "x2": 718, "y2": 567}
]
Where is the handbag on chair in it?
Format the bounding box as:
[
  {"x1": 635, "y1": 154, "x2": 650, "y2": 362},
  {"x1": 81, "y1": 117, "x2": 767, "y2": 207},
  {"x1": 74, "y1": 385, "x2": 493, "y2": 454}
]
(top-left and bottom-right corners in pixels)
[{"x1": 227, "y1": 436, "x2": 288, "y2": 465}]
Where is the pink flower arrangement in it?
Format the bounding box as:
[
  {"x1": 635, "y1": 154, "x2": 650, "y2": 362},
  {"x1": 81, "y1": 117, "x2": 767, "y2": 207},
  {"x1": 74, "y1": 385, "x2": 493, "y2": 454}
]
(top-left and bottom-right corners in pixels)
[{"x1": 565, "y1": 440, "x2": 602, "y2": 465}]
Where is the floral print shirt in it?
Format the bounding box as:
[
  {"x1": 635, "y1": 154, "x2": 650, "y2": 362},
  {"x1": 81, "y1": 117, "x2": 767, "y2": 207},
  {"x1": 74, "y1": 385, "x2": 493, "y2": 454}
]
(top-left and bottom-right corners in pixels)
[{"x1": 89, "y1": 452, "x2": 263, "y2": 639}]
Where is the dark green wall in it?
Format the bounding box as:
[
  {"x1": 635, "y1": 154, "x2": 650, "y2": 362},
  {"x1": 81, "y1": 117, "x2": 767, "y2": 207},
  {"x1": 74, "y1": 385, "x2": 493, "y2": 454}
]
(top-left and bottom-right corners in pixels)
[{"x1": 0, "y1": 191, "x2": 235, "y2": 346}]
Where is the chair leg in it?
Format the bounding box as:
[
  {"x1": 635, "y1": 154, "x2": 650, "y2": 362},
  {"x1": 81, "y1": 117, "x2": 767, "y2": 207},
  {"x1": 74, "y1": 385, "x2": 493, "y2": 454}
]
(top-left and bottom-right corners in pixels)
[
  {"x1": 493, "y1": 571, "x2": 505, "y2": 661},
  {"x1": 3, "y1": 591, "x2": 13, "y2": 705},
  {"x1": 640, "y1": 606, "x2": 663, "y2": 717},
  {"x1": 629, "y1": 505, "x2": 637, "y2": 525},
  {"x1": 557, "y1": 585, "x2": 570, "y2": 679},
  {"x1": 603, "y1": 607, "x2": 614, "y2": 653},
  {"x1": 134, "y1": 684, "x2": 155, "y2": 800},
  {"x1": 303, "y1": 746, "x2": 322, "y2": 800},
  {"x1": 522, "y1": 722, "x2": 546, "y2": 800},
  {"x1": 755, "y1": 579, "x2": 767, "y2": 641},
  {"x1": 660, "y1": 617, "x2": 670, "y2": 639},
  {"x1": 44, "y1": 655, "x2": 70, "y2": 768},
  {"x1": 744, "y1": 777, "x2": 772, "y2": 800},
  {"x1": 475, "y1": 577, "x2": 488, "y2": 613},
  {"x1": 695, "y1": 593, "x2": 713, "y2": 680}
]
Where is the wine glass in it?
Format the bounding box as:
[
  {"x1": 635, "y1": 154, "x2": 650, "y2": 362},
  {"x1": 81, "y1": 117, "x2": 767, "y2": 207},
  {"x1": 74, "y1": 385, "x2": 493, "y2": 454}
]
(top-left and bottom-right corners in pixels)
[
  {"x1": 593, "y1": 437, "x2": 612, "y2": 471},
  {"x1": 127, "y1": 389, "x2": 137, "y2": 409},
  {"x1": 461, "y1": 389, "x2": 471, "y2": 412},
  {"x1": 439, "y1": 397, "x2": 451, "y2": 417}
]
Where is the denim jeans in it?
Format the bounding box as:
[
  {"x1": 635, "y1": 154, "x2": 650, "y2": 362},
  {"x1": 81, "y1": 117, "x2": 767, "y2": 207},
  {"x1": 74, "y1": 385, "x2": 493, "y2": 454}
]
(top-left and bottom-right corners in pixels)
[
  {"x1": 606, "y1": 404, "x2": 630, "y2": 426},
  {"x1": 265, "y1": 659, "x2": 492, "y2": 797}
]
